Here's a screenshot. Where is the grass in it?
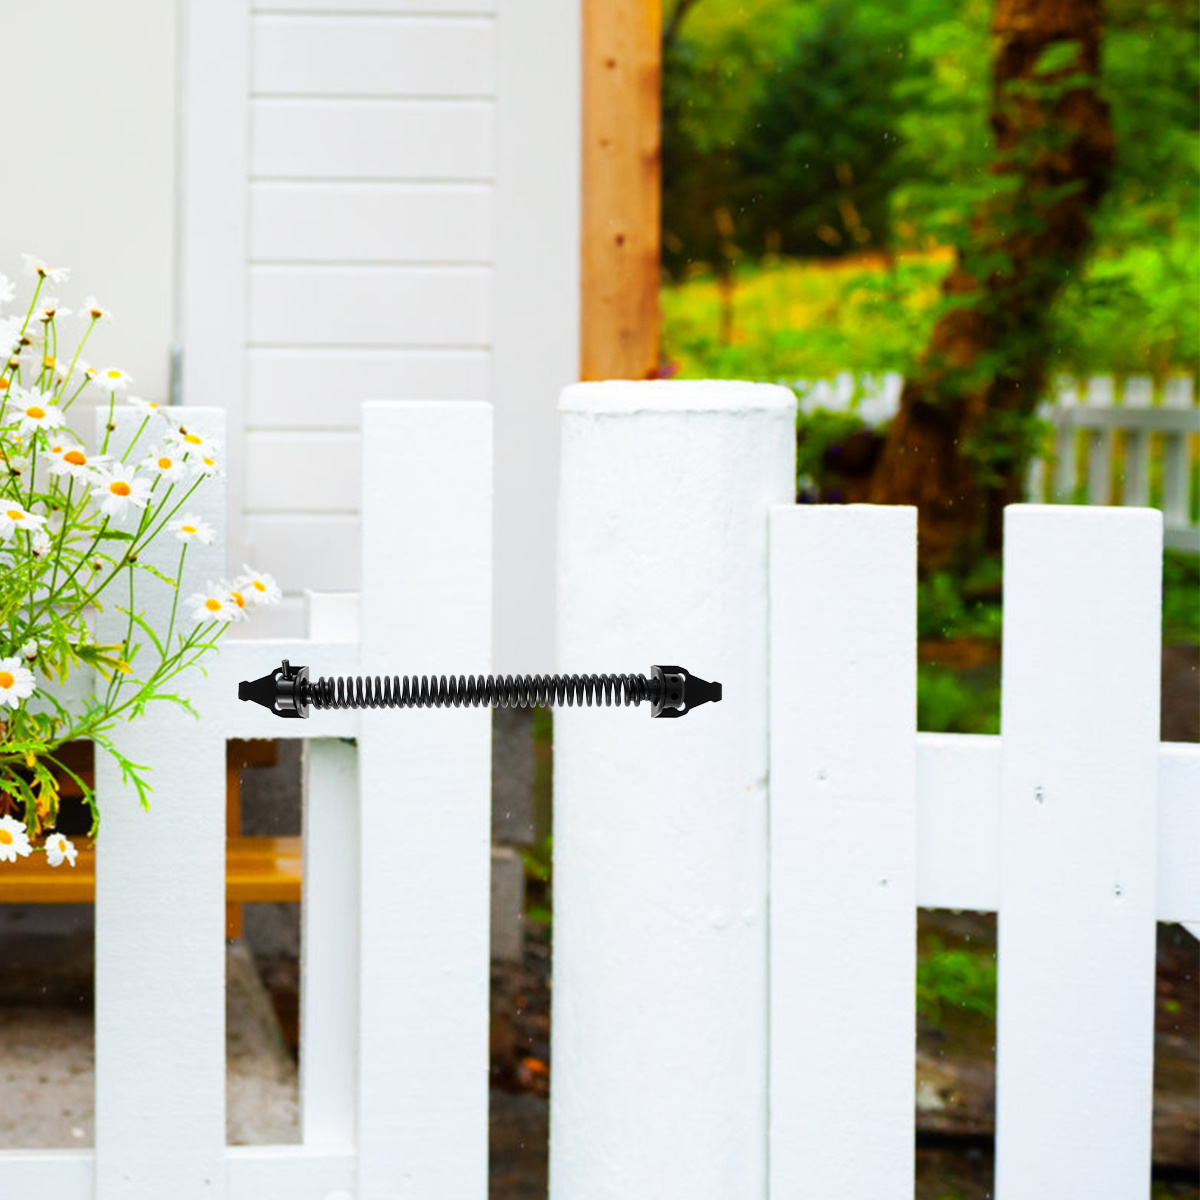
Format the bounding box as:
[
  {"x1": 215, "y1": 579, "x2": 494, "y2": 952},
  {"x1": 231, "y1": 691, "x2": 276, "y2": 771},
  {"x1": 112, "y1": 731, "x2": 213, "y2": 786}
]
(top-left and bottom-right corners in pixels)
[{"x1": 661, "y1": 251, "x2": 949, "y2": 383}]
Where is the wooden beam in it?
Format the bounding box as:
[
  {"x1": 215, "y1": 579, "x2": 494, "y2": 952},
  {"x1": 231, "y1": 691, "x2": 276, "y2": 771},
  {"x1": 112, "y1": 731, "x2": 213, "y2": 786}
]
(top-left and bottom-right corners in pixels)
[{"x1": 581, "y1": 0, "x2": 662, "y2": 381}]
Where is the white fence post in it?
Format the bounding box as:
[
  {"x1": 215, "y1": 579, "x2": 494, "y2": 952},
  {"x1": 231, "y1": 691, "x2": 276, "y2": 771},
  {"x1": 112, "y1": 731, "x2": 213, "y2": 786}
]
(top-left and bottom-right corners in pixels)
[
  {"x1": 356, "y1": 401, "x2": 492, "y2": 1199},
  {"x1": 550, "y1": 380, "x2": 795, "y2": 1200},
  {"x1": 996, "y1": 505, "x2": 1162, "y2": 1199},
  {"x1": 93, "y1": 407, "x2": 228, "y2": 1199},
  {"x1": 768, "y1": 505, "x2": 917, "y2": 1199}
]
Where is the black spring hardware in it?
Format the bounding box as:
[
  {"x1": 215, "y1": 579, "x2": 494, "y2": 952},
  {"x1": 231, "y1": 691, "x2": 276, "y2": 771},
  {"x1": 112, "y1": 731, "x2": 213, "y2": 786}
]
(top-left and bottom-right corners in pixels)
[{"x1": 239, "y1": 660, "x2": 722, "y2": 720}]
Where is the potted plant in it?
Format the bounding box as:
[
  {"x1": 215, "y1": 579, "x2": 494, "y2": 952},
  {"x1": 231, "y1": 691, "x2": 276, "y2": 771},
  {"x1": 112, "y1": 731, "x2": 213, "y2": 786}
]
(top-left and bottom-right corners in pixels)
[{"x1": 0, "y1": 256, "x2": 279, "y2": 868}]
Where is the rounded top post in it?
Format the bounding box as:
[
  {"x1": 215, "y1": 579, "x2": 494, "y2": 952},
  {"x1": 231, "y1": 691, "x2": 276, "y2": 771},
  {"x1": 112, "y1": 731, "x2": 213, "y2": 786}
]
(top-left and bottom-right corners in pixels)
[{"x1": 560, "y1": 379, "x2": 797, "y2": 415}]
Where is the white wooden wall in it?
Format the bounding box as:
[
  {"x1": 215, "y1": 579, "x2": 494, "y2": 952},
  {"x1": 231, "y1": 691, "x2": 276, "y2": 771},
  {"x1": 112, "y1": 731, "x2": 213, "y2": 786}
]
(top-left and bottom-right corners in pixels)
[
  {"x1": 0, "y1": 0, "x2": 178, "y2": 402},
  {"x1": 181, "y1": 0, "x2": 580, "y2": 672}
]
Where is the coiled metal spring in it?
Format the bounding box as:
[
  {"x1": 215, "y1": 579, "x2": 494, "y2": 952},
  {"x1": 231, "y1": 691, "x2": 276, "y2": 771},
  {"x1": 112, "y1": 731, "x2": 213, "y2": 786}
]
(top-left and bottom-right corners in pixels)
[
  {"x1": 239, "y1": 659, "x2": 720, "y2": 719},
  {"x1": 303, "y1": 671, "x2": 661, "y2": 711}
]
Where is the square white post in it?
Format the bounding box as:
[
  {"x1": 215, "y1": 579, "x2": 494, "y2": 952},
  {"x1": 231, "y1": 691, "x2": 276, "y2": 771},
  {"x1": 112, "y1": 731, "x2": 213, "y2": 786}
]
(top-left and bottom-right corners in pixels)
[{"x1": 356, "y1": 401, "x2": 492, "y2": 1199}]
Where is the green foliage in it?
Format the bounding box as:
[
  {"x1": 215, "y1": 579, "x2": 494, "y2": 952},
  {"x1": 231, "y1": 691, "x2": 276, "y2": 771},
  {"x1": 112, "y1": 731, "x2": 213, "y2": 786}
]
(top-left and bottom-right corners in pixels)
[
  {"x1": 660, "y1": 0, "x2": 1199, "y2": 377},
  {"x1": 736, "y1": 2, "x2": 909, "y2": 258},
  {"x1": 917, "y1": 666, "x2": 1000, "y2": 735},
  {"x1": 917, "y1": 934, "x2": 997, "y2": 1024},
  {"x1": 1163, "y1": 551, "x2": 1200, "y2": 644},
  {"x1": 521, "y1": 833, "x2": 553, "y2": 928},
  {"x1": 794, "y1": 409, "x2": 869, "y2": 498}
]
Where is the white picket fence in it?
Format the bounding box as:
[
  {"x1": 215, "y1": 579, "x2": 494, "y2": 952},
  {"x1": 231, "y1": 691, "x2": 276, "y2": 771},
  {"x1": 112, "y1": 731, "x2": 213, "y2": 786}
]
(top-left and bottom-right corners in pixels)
[
  {"x1": 0, "y1": 388, "x2": 1196, "y2": 1200},
  {"x1": 794, "y1": 370, "x2": 1200, "y2": 552}
]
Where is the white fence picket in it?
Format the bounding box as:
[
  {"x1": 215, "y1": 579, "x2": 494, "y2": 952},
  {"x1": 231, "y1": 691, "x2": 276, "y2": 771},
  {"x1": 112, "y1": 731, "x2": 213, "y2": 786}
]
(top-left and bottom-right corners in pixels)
[
  {"x1": 1121, "y1": 377, "x2": 1154, "y2": 507},
  {"x1": 551, "y1": 380, "x2": 795, "y2": 1200},
  {"x1": 995, "y1": 505, "x2": 1162, "y2": 1199},
  {"x1": 357, "y1": 402, "x2": 492, "y2": 1199},
  {"x1": 298, "y1": 595, "x2": 361, "y2": 1148},
  {"x1": 768, "y1": 505, "x2": 917, "y2": 1200},
  {"x1": 93, "y1": 407, "x2": 228, "y2": 1199}
]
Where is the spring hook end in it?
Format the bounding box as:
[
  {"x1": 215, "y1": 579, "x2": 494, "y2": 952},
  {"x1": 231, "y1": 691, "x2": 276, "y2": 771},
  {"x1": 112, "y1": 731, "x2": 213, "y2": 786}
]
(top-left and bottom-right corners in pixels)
[
  {"x1": 651, "y1": 665, "x2": 722, "y2": 718},
  {"x1": 238, "y1": 659, "x2": 310, "y2": 719}
]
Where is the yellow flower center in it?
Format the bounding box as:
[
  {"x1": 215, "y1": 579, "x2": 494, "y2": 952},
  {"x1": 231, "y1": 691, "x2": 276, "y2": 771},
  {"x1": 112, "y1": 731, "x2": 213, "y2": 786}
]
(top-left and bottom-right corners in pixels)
[
  {"x1": 202, "y1": 457, "x2": 215, "y2": 468},
  {"x1": 0, "y1": 829, "x2": 11, "y2": 845},
  {"x1": 0, "y1": 378, "x2": 9, "y2": 390},
  {"x1": 0, "y1": 671, "x2": 14, "y2": 689},
  {"x1": 184, "y1": 433, "x2": 202, "y2": 445},
  {"x1": 105, "y1": 370, "x2": 122, "y2": 380},
  {"x1": 230, "y1": 591, "x2": 245, "y2": 608},
  {"x1": 6, "y1": 509, "x2": 24, "y2": 522},
  {"x1": 63, "y1": 450, "x2": 86, "y2": 466},
  {"x1": 252, "y1": 580, "x2": 266, "y2": 592},
  {"x1": 57, "y1": 837, "x2": 66, "y2": 851},
  {"x1": 157, "y1": 457, "x2": 172, "y2": 470},
  {"x1": 42, "y1": 356, "x2": 54, "y2": 369},
  {"x1": 110, "y1": 481, "x2": 131, "y2": 497},
  {"x1": 26, "y1": 406, "x2": 45, "y2": 420},
  {"x1": 204, "y1": 598, "x2": 222, "y2": 612},
  {"x1": 181, "y1": 524, "x2": 196, "y2": 534}
]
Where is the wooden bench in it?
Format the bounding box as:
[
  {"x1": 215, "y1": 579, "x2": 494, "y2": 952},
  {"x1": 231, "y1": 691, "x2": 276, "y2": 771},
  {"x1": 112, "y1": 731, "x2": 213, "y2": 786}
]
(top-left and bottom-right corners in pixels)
[{"x1": 0, "y1": 740, "x2": 300, "y2": 938}]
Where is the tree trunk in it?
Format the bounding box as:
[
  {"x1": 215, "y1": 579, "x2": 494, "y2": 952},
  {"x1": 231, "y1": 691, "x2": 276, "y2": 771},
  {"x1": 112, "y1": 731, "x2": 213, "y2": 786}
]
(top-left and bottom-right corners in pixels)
[{"x1": 868, "y1": 0, "x2": 1115, "y2": 569}]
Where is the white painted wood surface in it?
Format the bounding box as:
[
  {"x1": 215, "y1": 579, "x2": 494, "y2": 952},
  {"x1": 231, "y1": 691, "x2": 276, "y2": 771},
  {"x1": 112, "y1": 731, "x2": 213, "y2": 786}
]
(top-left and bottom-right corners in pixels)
[
  {"x1": 299, "y1": 602, "x2": 360, "y2": 1148},
  {"x1": 357, "y1": 402, "x2": 492, "y2": 1198},
  {"x1": 251, "y1": 15, "x2": 496, "y2": 98},
  {"x1": 180, "y1": 0, "x2": 251, "y2": 580},
  {"x1": 769, "y1": 505, "x2": 917, "y2": 1200},
  {"x1": 248, "y1": 265, "x2": 492, "y2": 347},
  {"x1": 93, "y1": 408, "x2": 228, "y2": 1200},
  {"x1": 995, "y1": 506, "x2": 1162, "y2": 1200},
  {"x1": 181, "y1": 0, "x2": 582, "y2": 677},
  {"x1": 246, "y1": 348, "x2": 487, "y2": 429},
  {"x1": 250, "y1": 99, "x2": 495, "y2": 180},
  {"x1": 250, "y1": 182, "x2": 493, "y2": 263},
  {"x1": 551, "y1": 381, "x2": 796, "y2": 1200},
  {"x1": 491, "y1": 0, "x2": 581, "y2": 674}
]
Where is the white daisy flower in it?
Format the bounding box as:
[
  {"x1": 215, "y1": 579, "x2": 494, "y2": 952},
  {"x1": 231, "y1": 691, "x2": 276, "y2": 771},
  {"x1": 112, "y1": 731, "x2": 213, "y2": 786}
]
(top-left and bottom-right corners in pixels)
[
  {"x1": 222, "y1": 584, "x2": 251, "y2": 621},
  {"x1": 45, "y1": 832, "x2": 78, "y2": 868},
  {"x1": 91, "y1": 466, "x2": 152, "y2": 519},
  {"x1": 234, "y1": 566, "x2": 282, "y2": 606},
  {"x1": 0, "y1": 813, "x2": 32, "y2": 862},
  {"x1": 29, "y1": 528, "x2": 52, "y2": 557},
  {"x1": 96, "y1": 367, "x2": 132, "y2": 391},
  {"x1": 187, "y1": 584, "x2": 237, "y2": 623},
  {"x1": 36, "y1": 299, "x2": 69, "y2": 324},
  {"x1": 20, "y1": 639, "x2": 38, "y2": 660},
  {"x1": 126, "y1": 395, "x2": 172, "y2": 420},
  {"x1": 0, "y1": 273, "x2": 14, "y2": 305},
  {"x1": 21, "y1": 255, "x2": 70, "y2": 284},
  {"x1": 192, "y1": 453, "x2": 221, "y2": 479},
  {"x1": 0, "y1": 319, "x2": 21, "y2": 358},
  {"x1": 81, "y1": 296, "x2": 114, "y2": 324},
  {"x1": 75, "y1": 359, "x2": 100, "y2": 384},
  {"x1": 142, "y1": 449, "x2": 186, "y2": 483},
  {"x1": 167, "y1": 514, "x2": 215, "y2": 544},
  {"x1": 0, "y1": 656, "x2": 36, "y2": 709},
  {"x1": 0, "y1": 504, "x2": 47, "y2": 541},
  {"x1": 17, "y1": 399, "x2": 65, "y2": 437},
  {"x1": 171, "y1": 429, "x2": 219, "y2": 458},
  {"x1": 50, "y1": 443, "x2": 108, "y2": 481}
]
